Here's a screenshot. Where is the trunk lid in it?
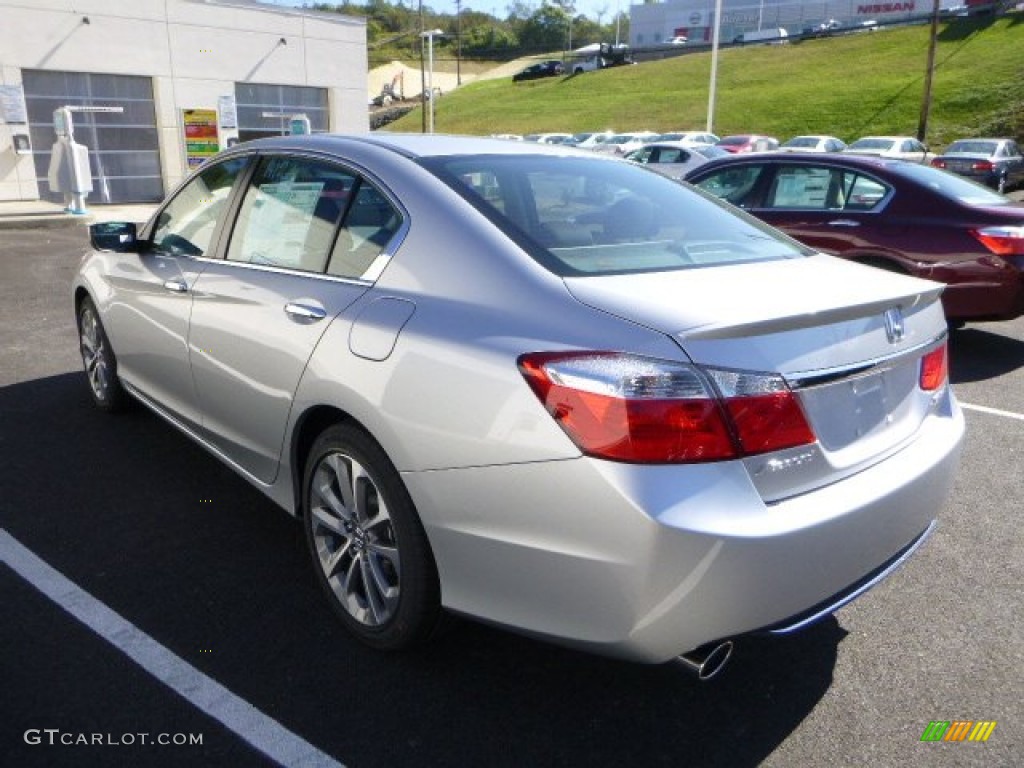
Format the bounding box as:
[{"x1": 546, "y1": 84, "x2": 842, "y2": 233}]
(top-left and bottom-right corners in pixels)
[{"x1": 564, "y1": 254, "x2": 950, "y2": 500}]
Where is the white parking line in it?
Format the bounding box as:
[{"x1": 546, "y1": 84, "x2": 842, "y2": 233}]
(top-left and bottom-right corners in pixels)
[
  {"x1": 0, "y1": 529, "x2": 345, "y2": 768},
  {"x1": 959, "y1": 402, "x2": 1024, "y2": 422}
]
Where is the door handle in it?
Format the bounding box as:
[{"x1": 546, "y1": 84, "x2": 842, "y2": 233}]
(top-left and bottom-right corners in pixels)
[
  {"x1": 284, "y1": 302, "x2": 327, "y2": 322},
  {"x1": 827, "y1": 219, "x2": 860, "y2": 227},
  {"x1": 163, "y1": 278, "x2": 188, "y2": 293}
]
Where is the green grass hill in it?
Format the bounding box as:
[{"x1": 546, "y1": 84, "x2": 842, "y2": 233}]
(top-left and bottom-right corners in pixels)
[{"x1": 386, "y1": 14, "x2": 1024, "y2": 148}]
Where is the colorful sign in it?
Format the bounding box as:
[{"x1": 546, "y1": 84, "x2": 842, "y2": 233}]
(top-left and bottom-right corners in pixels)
[
  {"x1": 182, "y1": 109, "x2": 219, "y2": 170},
  {"x1": 920, "y1": 721, "x2": 997, "y2": 742}
]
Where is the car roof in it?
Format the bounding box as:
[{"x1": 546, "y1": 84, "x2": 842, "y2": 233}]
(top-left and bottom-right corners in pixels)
[
  {"x1": 228, "y1": 133, "x2": 594, "y2": 160},
  {"x1": 684, "y1": 151, "x2": 904, "y2": 179},
  {"x1": 851, "y1": 135, "x2": 914, "y2": 142}
]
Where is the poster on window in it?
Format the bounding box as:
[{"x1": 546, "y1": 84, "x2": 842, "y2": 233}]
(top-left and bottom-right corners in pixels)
[
  {"x1": 243, "y1": 181, "x2": 325, "y2": 267},
  {"x1": 182, "y1": 109, "x2": 220, "y2": 170}
]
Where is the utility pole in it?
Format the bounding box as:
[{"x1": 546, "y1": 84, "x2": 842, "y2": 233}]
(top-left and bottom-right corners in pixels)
[
  {"x1": 917, "y1": 0, "x2": 941, "y2": 142},
  {"x1": 455, "y1": 0, "x2": 462, "y2": 86},
  {"x1": 419, "y1": 0, "x2": 426, "y2": 133},
  {"x1": 707, "y1": 0, "x2": 723, "y2": 134}
]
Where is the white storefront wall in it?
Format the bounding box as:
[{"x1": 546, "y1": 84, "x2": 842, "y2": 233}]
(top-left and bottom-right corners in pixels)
[{"x1": 0, "y1": 0, "x2": 368, "y2": 202}]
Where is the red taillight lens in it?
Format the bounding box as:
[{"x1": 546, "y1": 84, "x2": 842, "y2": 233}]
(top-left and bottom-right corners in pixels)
[
  {"x1": 970, "y1": 160, "x2": 994, "y2": 172},
  {"x1": 970, "y1": 226, "x2": 1024, "y2": 257},
  {"x1": 518, "y1": 352, "x2": 815, "y2": 463},
  {"x1": 930, "y1": 158, "x2": 946, "y2": 169},
  {"x1": 920, "y1": 343, "x2": 948, "y2": 391}
]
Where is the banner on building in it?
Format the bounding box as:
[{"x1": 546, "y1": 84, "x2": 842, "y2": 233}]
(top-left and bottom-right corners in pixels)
[{"x1": 182, "y1": 109, "x2": 220, "y2": 170}]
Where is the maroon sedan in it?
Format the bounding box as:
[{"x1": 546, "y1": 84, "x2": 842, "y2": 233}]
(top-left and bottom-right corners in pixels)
[
  {"x1": 715, "y1": 134, "x2": 780, "y2": 154},
  {"x1": 685, "y1": 153, "x2": 1024, "y2": 322}
]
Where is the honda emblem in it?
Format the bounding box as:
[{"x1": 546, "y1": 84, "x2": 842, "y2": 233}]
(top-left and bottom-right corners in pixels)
[{"x1": 883, "y1": 307, "x2": 905, "y2": 344}]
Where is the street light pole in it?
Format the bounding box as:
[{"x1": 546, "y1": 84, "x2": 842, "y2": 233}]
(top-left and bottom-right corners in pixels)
[
  {"x1": 421, "y1": 29, "x2": 444, "y2": 134},
  {"x1": 455, "y1": 0, "x2": 462, "y2": 86},
  {"x1": 707, "y1": 0, "x2": 723, "y2": 134}
]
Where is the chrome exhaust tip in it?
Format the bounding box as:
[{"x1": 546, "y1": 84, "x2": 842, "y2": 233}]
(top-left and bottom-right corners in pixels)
[{"x1": 675, "y1": 641, "x2": 734, "y2": 681}]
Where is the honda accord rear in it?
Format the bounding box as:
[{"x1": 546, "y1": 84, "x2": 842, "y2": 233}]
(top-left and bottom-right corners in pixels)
[{"x1": 75, "y1": 135, "x2": 964, "y2": 673}]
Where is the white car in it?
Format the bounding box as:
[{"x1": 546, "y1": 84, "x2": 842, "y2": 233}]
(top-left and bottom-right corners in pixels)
[
  {"x1": 624, "y1": 142, "x2": 730, "y2": 180},
  {"x1": 845, "y1": 136, "x2": 934, "y2": 164},
  {"x1": 780, "y1": 135, "x2": 847, "y2": 153},
  {"x1": 593, "y1": 131, "x2": 660, "y2": 155},
  {"x1": 653, "y1": 131, "x2": 721, "y2": 147}
]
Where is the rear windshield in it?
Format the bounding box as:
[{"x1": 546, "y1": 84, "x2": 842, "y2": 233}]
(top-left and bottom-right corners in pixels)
[
  {"x1": 891, "y1": 162, "x2": 1008, "y2": 205},
  {"x1": 849, "y1": 138, "x2": 895, "y2": 151},
  {"x1": 946, "y1": 140, "x2": 997, "y2": 155},
  {"x1": 420, "y1": 154, "x2": 809, "y2": 277}
]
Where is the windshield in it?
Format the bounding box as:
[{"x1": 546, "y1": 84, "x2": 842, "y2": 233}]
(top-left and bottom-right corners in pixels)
[
  {"x1": 784, "y1": 137, "x2": 820, "y2": 148},
  {"x1": 891, "y1": 162, "x2": 1008, "y2": 205},
  {"x1": 420, "y1": 154, "x2": 810, "y2": 277}
]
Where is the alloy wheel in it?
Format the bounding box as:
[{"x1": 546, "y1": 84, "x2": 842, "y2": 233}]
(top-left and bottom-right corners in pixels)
[
  {"x1": 309, "y1": 452, "x2": 401, "y2": 627},
  {"x1": 79, "y1": 304, "x2": 112, "y2": 402}
]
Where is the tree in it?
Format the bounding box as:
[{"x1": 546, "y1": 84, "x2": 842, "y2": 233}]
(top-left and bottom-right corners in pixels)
[{"x1": 518, "y1": 4, "x2": 570, "y2": 52}]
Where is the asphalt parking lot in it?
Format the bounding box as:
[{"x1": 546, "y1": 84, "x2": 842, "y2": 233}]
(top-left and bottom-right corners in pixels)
[{"x1": 1, "y1": 224, "x2": 1021, "y2": 768}]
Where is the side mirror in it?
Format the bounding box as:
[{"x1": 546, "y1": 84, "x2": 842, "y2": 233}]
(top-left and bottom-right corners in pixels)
[{"x1": 90, "y1": 221, "x2": 138, "y2": 252}]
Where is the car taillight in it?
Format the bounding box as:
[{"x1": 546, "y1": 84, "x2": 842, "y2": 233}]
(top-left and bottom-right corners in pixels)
[
  {"x1": 919, "y1": 343, "x2": 948, "y2": 391},
  {"x1": 930, "y1": 158, "x2": 946, "y2": 169},
  {"x1": 970, "y1": 226, "x2": 1024, "y2": 257},
  {"x1": 970, "y1": 160, "x2": 994, "y2": 172},
  {"x1": 518, "y1": 352, "x2": 815, "y2": 463}
]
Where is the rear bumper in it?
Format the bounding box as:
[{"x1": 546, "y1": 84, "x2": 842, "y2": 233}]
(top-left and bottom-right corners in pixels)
[
  {"x1": 936, "y1": 261, "x2": 1024, "y2": 321},
  {"x1": 405, "y1": 391, "x2": 965, "y2": 663}
]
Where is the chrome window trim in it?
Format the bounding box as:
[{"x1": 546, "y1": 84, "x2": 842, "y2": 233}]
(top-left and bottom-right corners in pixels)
[{"x1": 190, "y1": 253, "x2": 375, "y2": 287}]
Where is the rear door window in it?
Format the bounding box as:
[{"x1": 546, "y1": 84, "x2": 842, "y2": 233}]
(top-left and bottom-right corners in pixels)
[
  {"x1": 226, "y1": 156, "x2": 356, "y2": 273},
  {"x1": 327, "y1": 180, "x2": 403, "y2": 279}
]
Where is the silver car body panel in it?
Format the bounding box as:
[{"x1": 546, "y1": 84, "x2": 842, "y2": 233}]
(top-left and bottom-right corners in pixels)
[{"x1": 73, "y1": 133, "x2": 965, "y2": 663}]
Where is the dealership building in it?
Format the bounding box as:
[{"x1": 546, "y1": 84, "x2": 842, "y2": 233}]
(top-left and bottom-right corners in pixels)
[
  {"x1": 0, "y1": 0, "x2": 368, "y2": 204},
  {"x1": 630, "y1": 0, "x2": 929, "y2": 47}
]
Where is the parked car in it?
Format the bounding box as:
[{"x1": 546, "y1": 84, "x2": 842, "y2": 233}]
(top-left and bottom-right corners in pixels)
[
  {"x1": 623, "y1": 141, "x2": 727, "y2": 179},
  {"x1": 845, "y1": 136, "x2": 933, "y2": 164},
  {"x1": 665, "y1": 36, "x2": 688, "y2": 45},
  {"x1": 523, "y1": 132, "x2": 574, "y2": 144},
  {"x1": 653, "y1": 131, "x2": 720, "y2": 146},
  {"x1": 930, "y1": 138, "x2": 1024, "y2": 194},
  {"x1": 685, "y1": 152, "x2": 1024, "y2": 322},
  {"x1": 571, "y1": 130, "x2": 615, "y2": 149},
  {"x1": 801, "y1": 19, "x2": 840, "y2": 37},
  {"x1": 592, "y1": 131, "x2": 659, "y2": 155},
  {"x1": 513, "y1": 60, "x2": 564, "y2": 82},
  {"x1": 716, "y1": 134, "x2": 780, "y2": 153},
  {"x1": 780, "y1": 135, "x2": 847, "y2": 153},
  {"x1": 76, "y1": 135, "x2": 963, "y2": 678}
]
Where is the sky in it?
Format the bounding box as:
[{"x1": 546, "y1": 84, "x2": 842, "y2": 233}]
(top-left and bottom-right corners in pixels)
[{"x1": 261, "y1": 0, "x2": 625, "y2": 27}]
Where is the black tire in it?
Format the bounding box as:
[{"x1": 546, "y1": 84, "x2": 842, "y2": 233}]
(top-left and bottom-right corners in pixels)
[
  {"x1": 303, "y1": 424, "x2": 442, "y2": 650},
  {"x1": 77, "y1": 297, "x2": 128, "y2": 412}
]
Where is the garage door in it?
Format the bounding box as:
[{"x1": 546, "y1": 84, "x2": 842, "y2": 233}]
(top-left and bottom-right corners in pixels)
[
  {"x1": 234, "y1": 83, "x2": 329, "y2": 143},
  {"x1": 22, "y1": 70, "x2": 163, "y2": 204}
]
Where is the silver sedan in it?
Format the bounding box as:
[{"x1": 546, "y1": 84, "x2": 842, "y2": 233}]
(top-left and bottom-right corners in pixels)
[{"x1": 74, "y1": 134, "x2": 964, "y2": 679}]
